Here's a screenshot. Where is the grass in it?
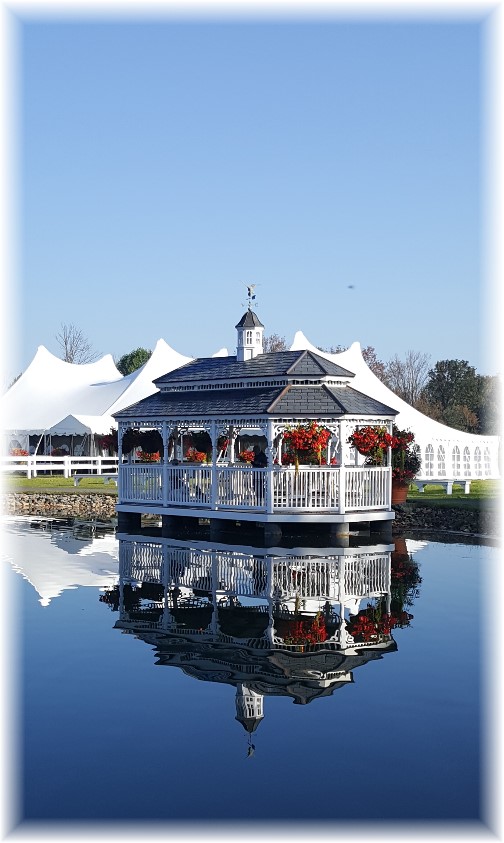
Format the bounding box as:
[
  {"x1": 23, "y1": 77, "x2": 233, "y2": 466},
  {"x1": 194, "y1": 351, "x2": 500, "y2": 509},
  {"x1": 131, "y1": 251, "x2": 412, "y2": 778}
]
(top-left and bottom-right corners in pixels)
[
  {"x1": 2, "y1": 475, "x2": 500, "y2": 509},
  {"x1": 407, "y1": 479, "x2": 500, "y2": 510},
  {"x1": 1, "y1": 474, "x2": 118, "y2": 495}
]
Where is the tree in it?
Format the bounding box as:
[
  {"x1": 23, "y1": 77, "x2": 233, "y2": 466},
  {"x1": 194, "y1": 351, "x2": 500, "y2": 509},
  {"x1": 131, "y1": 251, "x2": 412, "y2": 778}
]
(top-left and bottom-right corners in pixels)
[
  {"x1": 383, "y1": 350, "x2": 431, "y2": 406},
  {"x1": 4, "y1": 372, "x2": 22, "y2": 392},
  {"x1": 263, "y1": 334, "x2": 288, "y2": 353},
  {"x1": 479, "y1": 375, "x2": 501, "y2": 435},
  {"x1": 55, "y1": 323, "x2": 100, "y2": 364},
  {"x1": 423, "y1": 359, "x2": 484, "y2": 433},
  {"x1": 424, "y1": 360, "x2": 483, "y2": 413},
  {"x1": 361, "y1": 346, "x2": 387, "y2": 381},
  {"x1": 116, "y1": 347, "x2": 152, "y2": 376}
]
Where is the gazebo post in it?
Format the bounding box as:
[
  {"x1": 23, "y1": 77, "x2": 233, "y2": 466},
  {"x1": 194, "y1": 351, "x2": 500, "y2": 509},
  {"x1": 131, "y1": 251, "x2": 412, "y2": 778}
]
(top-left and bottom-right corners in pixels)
[
  {"x1": 210, "y1": 420, "x2": 218, "y2": 510},
  {"x1": 266, "y1": 420, "x2": 275, "y2": 514},
  {"x1": 339, "y1": 419, "x2": 347, "y2": 515},
  {"x1": 162, "y1": 421, "x2": 169, "y2": 508},
  {"x1": 228, "y1": 425, "x2": 236, "y2": 464}
]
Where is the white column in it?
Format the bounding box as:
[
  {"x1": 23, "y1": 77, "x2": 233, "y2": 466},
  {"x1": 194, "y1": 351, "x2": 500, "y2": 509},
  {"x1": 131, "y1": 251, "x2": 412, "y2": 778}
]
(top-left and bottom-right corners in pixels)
[
  {"x1": 117, "y1": 423, "x2": 124, "y2": 501},
  {"x1": 162, "y1": 422, "x2": 169, "y2": 507},
  {"x1": 266, "y1": 420, "x2": 275, "y2": 513},
  {"x1": 228, "y1": 425, "x2": 237, "y2": 464},
  {"x1": 210, "y1": 421, "x2": 218, "y2": 510},
  {"x1": 339, "y1": 419, "x2": 346, "y2": 514}
]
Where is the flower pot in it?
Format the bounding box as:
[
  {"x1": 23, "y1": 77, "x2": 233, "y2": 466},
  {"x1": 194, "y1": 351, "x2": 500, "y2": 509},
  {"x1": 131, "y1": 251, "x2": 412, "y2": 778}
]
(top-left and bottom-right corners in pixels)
[
  {"x1": 391, "y1": 479, "x2": 409, "y2": 504},
  {"x1": 391, "y1": 537, "x2": 409, "y2": 563}
]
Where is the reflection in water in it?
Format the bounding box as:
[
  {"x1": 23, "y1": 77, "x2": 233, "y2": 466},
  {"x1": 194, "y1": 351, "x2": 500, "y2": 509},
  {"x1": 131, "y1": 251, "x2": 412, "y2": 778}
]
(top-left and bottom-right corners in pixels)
[
  {"x1": 101, "y1": 533, "x2": 422, "y2": 744},
  {"x1": 3, "y1": 516, "x2": 119, "y2": 605}
]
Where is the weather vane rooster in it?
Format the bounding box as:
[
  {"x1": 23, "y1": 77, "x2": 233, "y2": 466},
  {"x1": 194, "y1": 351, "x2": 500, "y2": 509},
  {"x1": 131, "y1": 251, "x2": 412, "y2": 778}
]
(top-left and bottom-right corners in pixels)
[{"x1": 243, "y1": 283, "x2": 258, "y2": 310}]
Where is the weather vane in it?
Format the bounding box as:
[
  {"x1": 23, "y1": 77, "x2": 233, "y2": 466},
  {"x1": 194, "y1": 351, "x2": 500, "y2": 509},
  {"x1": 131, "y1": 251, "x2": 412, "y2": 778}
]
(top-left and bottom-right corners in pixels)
[{"x1": 242, "y1": 282, "x2": 259, "y2": 310}]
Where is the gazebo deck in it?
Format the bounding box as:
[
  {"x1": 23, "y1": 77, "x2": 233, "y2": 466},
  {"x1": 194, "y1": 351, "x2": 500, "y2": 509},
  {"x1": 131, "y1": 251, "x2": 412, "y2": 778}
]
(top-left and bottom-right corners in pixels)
[{"x1": 117, "y1": 462, "x2": 393, "y2": 523}]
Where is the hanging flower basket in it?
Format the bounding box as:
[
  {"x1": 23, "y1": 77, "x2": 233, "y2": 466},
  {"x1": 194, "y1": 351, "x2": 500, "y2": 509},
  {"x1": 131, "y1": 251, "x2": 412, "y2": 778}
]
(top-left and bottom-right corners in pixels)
[
  {"x1": 276, "y1": 612, "x2": 327, "y2": 646},
  {"x1": 282, "y1": 421, "x2": 331, "y2": 467},
  {"x1": 348, "y1": 424, "x2": 421, "y2": 490}
]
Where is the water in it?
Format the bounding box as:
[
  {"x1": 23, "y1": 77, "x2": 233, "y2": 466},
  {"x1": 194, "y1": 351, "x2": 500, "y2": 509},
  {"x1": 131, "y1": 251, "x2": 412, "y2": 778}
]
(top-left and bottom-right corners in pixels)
[{"x1": 1, "y1": 516, "x2": 498, "y2": 827}]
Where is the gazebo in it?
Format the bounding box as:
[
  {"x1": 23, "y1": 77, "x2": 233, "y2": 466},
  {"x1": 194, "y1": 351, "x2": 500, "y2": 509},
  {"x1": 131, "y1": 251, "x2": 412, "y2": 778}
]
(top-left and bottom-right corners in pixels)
[{"x1": 114, "y1": 308, "x2": 399, "y2": 541}]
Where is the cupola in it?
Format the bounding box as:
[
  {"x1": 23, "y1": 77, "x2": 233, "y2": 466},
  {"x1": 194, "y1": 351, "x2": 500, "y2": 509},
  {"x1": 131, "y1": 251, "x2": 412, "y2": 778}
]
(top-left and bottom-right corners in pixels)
[
  {"x1": 235, "y1": 309, "x2": 264, "y2": 361},
  {"x1": 235, "y1": 684, "x2": 264, "y2": 733}
]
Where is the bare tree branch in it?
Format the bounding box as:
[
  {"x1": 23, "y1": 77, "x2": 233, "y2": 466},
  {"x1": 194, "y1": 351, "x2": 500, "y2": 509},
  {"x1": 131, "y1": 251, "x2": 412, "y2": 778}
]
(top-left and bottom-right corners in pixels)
[
  {"x1": 55, "y1": 323, "x2": 100, "y2": 364},
  {"x1": 384, "y1": 350, "x2": 431, "y2": 406},
  {"x1": 263, "y1": 334, "x2": 288, "y2": 353}
]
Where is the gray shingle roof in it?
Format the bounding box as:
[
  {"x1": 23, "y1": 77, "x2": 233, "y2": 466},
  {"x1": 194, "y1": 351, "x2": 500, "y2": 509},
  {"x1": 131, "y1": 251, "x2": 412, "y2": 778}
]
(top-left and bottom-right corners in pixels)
[
  {"x1": 114, "y1": 383, "x2": 397, "y2": 420},
  {"x1": 154, "y1": 349, "x2": 355, "y2": 387},
  {"x1": 235, "y1": 309, "x2": 264, "y2": 329},
  {"x1": 115, "y1": 387, "x2": 283, "y2": 419}
]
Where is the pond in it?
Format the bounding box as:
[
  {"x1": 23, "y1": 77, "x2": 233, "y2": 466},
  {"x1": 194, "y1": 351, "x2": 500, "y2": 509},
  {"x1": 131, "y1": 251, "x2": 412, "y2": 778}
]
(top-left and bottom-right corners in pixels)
[{"x1": 1, "y1": 516, "x2": 499, "y2": 831}]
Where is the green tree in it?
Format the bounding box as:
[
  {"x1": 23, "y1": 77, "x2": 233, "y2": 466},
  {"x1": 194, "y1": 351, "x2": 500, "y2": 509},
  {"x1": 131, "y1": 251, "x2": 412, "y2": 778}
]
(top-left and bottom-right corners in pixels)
[
  {"x1": 424, "y1": 360, "x2": 482, "y2": 410},
  {"x1": 116, "y1": 347, "x2": 152, "y2": 376},
  {"x1": 423, "y1": 359, "x2": 484, "y2": 433},
  {"x1": 479, "y1": 375, "x2": 501, "y2": 435}
]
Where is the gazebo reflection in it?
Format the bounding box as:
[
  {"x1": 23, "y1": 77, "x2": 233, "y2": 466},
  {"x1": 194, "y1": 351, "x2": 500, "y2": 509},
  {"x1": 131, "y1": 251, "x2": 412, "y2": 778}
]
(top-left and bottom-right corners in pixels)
[{"x1": 101, "y1": 533, "x2": 421, "y2": 737}]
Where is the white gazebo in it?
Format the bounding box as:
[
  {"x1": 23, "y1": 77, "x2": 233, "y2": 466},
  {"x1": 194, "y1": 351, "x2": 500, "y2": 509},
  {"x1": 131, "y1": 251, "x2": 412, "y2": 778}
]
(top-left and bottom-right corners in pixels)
[{"x1": 114, "y1": 309, "x2": 401, "y2": 541}]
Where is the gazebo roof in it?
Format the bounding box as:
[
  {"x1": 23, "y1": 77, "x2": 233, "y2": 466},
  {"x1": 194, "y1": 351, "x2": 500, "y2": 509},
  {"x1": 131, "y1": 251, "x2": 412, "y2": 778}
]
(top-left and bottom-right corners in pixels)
[
  {"x1": 153, "y1": 349, "x2": 355, "y2": 388},
  {"x1": 114, "y1": 333, "x2": 398, "y2": 422},
  {"x1": 114, "y1": 383, "x2": 397, "y2": 420}
]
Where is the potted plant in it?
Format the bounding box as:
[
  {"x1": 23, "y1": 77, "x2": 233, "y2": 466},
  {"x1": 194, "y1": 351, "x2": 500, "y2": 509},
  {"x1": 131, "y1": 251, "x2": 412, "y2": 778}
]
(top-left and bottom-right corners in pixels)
[
  {"x1": 185, "y1": 447, "x2": 207, "y2": 464},
  {"x1": 238, "y1": 449, "x2": 255, "y2": 464},
  {"x1": 346, "y1": 602, "x2": 413, "y2": 643},
  {"x1": 348, "y1": 424, "x2": 421, "y2": 504},
  {"x1": 135, "y1": 449, "x2": 161, "y2": 463},
  {"x1": 390, "y1": 426, "x2": 421, "y2": 503}
]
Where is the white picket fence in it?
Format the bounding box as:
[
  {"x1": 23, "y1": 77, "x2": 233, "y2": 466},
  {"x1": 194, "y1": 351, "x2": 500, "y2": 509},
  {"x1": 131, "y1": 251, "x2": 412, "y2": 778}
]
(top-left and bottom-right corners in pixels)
[{"x1": 1, "y1": 455, "x2": 119, "y2": 479}]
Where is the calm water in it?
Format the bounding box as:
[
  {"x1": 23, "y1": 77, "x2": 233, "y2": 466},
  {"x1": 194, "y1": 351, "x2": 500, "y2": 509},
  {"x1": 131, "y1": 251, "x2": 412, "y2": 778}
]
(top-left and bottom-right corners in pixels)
[{"x1": 2, "y1": 516, "x2": 497, "y2": 826}]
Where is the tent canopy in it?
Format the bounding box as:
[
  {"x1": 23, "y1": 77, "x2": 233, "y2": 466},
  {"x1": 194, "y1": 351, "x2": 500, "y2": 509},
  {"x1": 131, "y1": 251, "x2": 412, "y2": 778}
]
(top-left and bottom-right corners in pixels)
[{"x1": 47, "y1": 414, "x2": 117, "y2": 437}]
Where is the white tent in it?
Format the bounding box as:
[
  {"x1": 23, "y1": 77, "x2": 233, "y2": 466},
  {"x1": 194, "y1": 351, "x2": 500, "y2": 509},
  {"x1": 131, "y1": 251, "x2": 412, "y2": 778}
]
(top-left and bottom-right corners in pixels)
[
  {"x1": 290, "y1": 332, "x2": 500, "y2": 481},
  {"x1": 47, "y1": 414, "x2": 117, "y2": 437},
  {"x1": 105, "y1": 338, "x2": 192, "y2": 416},
  {"x1": 1, "y1": 339, "x2": 193, "y2": 453},
  {"x1": 1, "y1": 347, "x2": 126, "y2": 451}
]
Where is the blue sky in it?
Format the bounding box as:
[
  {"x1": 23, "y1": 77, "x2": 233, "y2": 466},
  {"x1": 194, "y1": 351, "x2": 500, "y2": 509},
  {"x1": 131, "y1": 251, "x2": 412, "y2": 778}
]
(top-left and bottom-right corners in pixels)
[{"x1": 13, "y1": 11, "x2": 493, "y2": 380}]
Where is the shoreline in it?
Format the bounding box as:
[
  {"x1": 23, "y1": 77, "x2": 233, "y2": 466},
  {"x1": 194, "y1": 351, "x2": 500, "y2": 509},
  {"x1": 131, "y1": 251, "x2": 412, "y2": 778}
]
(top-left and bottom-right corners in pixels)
[{"x1": 1, "y1": 492, "x2": 499, "y2": 540}]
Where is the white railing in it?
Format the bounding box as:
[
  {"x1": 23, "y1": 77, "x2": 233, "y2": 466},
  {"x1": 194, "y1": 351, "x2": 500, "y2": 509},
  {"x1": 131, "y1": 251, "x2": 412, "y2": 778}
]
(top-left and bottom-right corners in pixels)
[
  {"x1": 121, "y1": 464, "x2": 163, "y2": 503},
  {"x1": 1, "y1": 455, "x2": 119, "y2": 479},
  {"x1": 344, "y1": 467, "x2": 389, "y2": 511},
  {"x1": 216, "y1": 466, "x2": 263, "y2": 509},
  {"x1": 119, "y1": 463, "x2": 392, "y2": 513},
  {"x1": 273, "y1": 467, "x2": 339, "y2": 510},
  {"x1": 118, "y1": 539, "x2": 392, "y2": 604}
]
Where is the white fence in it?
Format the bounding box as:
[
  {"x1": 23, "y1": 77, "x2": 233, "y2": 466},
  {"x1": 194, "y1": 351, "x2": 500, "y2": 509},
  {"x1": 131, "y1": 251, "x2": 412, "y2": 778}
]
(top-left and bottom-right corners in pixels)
[{"x1": 1, "y1": 455, "x2": 119, "y2": 479}]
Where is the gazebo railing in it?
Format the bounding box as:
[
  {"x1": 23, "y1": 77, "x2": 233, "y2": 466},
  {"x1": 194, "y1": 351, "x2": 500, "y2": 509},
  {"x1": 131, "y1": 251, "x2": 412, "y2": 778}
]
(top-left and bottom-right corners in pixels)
[{"x1": 119, "y1": 463, "x2": 391, "y2": 512}]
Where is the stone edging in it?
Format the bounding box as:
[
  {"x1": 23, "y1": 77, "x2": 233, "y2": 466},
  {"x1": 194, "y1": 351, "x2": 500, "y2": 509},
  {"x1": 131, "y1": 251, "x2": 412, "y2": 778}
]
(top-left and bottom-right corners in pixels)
[
  {"x1": 1, "y1": 493, "x2": 499, "y2": 537},
  {"x1": 2, "y1": 493, "x2": 117, "y2": 518},
  {"x1": 392, "y1": 502, "x2": 498, "y2": 536}
]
